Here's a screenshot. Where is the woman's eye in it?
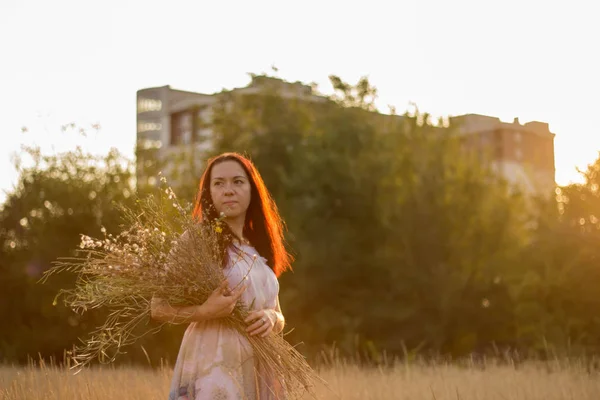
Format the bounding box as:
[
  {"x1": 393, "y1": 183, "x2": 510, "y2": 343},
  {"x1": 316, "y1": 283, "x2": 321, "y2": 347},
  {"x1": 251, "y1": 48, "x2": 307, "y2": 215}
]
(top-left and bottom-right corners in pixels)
[{"x1": 235, "y1": 180, "x2": 243, "y2": 184}]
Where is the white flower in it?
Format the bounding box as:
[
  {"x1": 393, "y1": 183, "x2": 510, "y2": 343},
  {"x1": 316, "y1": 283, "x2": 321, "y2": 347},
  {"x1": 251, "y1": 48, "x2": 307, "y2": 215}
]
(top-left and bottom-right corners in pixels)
[{"x1": 79, "y1": 235, "x2": 95, "y2": 249}]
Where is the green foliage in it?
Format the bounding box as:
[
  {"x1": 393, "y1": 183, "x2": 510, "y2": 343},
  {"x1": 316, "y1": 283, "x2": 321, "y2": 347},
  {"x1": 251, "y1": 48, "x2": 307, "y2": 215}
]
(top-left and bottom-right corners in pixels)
[
  {"x1": 513, "y1": 156, "x2": 600, "y2": 356},
  {"x1": 328, "y1": 75, "x2": 378, "y2": 112},
  {"x1": 0, "y1": 146, "x2": 133, "y2": 361},
  {"x1": 207, "y1": 76, "x2": 530, "y2": 358},
  {"x1": 0, "y1": 145, "x2": 184, "y2": 364}
]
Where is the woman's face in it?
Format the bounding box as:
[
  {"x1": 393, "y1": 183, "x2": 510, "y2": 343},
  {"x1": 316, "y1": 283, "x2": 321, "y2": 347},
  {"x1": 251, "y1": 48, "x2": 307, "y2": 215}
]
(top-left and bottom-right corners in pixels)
[{"x1": 209, "y1": 160, "x2": 252, "y2": 220}]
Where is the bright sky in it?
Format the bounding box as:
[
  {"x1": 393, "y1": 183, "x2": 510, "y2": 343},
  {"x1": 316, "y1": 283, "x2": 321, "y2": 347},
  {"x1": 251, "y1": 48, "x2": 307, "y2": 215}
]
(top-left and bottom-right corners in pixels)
[{"x1": 1, "y1": 0, "x2": 599, "y2": 203}]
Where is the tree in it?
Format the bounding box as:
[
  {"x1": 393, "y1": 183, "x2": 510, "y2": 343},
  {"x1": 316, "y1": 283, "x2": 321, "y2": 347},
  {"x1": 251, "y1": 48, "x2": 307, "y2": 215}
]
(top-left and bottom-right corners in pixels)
[
  {"x1": 0, "y1": 144, "x2": 187, "y2": 364},
  {"x1": 369, "y1": 112, "x2": 529, "y2": 356},
  {"x1": 513, "y1": 154, "x2": 600, "y2": 356},
  {"x1": 208, "y1": 74, "x2": 530, "y2": 359},
  {"x1": 328, "y1": 75, "x2": 378, "y2": 112}
]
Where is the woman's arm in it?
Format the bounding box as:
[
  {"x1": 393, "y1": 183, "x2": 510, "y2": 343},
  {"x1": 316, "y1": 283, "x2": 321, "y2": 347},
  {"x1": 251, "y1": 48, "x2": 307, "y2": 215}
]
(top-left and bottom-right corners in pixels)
[
  {"x1": 151, "y1": 281, "x2": 246, "y2": 324},
  {"x1": 270, "y1": 296, "x2": 285, "y2": 334},
  {"x1": 150, "y1": 296, "x2": 208, "y2": 324},
  {"x1": 245, "y1": 296, "x2": 286, "y2": 337}
]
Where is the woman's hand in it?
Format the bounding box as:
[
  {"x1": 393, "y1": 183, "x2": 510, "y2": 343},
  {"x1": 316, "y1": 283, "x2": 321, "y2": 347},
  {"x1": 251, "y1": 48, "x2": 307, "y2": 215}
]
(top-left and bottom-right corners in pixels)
[
  {"x1": 244, "y1": 309, "x2": 276, "y2": 337},
  {"x1": 199, "y1": 280, "x2": 246, "y2": 320}
]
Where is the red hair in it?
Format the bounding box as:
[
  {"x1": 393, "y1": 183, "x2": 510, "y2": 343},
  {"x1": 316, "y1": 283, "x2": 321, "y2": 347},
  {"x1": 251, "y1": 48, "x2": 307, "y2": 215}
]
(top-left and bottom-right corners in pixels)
[{"x1": 192, "y1": 152, "x2": 292, "y2": 277}]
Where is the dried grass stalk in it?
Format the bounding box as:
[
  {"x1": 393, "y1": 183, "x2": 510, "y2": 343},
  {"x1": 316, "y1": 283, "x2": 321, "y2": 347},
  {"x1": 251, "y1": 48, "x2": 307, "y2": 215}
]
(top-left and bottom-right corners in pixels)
[{"x1": 41, "y1": 181, "x2": 321, "y2": 399}]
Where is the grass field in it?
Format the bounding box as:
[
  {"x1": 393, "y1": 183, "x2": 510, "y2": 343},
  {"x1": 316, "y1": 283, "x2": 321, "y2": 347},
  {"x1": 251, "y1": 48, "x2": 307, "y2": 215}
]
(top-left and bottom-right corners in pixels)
[{"x1": 2, "y1": 358, "x2": 599, "y2": 399}]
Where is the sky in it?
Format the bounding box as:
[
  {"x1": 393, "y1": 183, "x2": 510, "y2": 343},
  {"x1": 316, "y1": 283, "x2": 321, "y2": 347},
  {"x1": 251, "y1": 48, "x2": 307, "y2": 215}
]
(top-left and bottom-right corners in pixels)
[{"x1": 1, "y1": 0, "x2": 599, "y2": 203}]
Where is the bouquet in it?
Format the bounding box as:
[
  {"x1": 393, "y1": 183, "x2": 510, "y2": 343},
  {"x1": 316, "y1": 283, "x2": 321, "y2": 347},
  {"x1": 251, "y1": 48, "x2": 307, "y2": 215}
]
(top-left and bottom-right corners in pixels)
[{"x1": 41, "y1": 179, "x2": 320, "y2": 399}]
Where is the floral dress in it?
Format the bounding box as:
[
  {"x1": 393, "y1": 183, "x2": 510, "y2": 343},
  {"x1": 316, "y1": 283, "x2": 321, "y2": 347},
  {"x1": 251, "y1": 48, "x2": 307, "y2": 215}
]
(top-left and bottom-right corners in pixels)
[{"x1": 168, "y1": 243, "x2": 285, "y2": 400}]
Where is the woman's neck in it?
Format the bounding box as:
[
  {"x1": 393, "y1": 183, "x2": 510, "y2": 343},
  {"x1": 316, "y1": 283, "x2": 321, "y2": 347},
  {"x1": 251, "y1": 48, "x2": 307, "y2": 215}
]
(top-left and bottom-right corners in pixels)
[{"x1": 226, "y1": 217, "x2": 245, "y2": 241}]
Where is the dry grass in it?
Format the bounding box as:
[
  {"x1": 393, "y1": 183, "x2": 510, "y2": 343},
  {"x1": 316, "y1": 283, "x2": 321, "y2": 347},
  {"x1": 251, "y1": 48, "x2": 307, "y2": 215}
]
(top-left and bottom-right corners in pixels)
[
  {"x1": 42, "y1": 189, "x2": 319, "y2": 396},
  {"x1": 2, "y1": 358, "x2": 599, "y2": 400}
]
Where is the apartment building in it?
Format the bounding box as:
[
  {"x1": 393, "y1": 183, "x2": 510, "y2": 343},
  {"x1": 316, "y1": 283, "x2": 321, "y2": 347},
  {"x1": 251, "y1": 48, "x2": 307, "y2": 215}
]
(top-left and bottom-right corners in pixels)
[
  {"x1": 136, "y1": 77, "x2": 323, "y2": 185},
  {"x1": 450, "y1": 114, "x2": 555, "y2": 195},
  {"x1": 136, "y1": 78, "x2": 555, "y2": 195}
]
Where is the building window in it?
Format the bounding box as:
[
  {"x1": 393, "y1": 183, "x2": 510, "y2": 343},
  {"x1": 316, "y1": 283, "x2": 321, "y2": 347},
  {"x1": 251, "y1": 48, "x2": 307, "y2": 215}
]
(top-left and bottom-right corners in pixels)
[
  {"x1": 137, "y1": 139, "x2": 162, "y2": 150},
  {"x1": 137, "y1": 122, "x2": 162, "y2": 133},
  {"x1": 137, "y1": 98, "x2": 163, "y2": 113},
  {"x1": 515, "y1": 147, "x2": 523, "y2": 161},
  {"x1": 197, "y1": 107, "x2": 213, "y2": 124},
  {"x1": 194, "y1": 106, "x2": 213, "y2": 143},
  {"x1": 171, "y1": 111, "x2": 193, "y2": 145},
  {"x1": 514, "y1": 131, "x2": 522, "y2": 143},
  {"x1": 196, "y1": 128, "x2": 212, "y2": 141},
  {"x1": 494, "y1": 131, "x2": 503, "y2": 159}
]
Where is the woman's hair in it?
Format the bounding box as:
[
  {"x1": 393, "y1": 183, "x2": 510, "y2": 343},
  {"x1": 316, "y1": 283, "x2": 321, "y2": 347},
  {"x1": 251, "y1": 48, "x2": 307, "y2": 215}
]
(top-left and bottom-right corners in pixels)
[{"x1": 192, "y1": 152, "x2": 292, "y2": 277}]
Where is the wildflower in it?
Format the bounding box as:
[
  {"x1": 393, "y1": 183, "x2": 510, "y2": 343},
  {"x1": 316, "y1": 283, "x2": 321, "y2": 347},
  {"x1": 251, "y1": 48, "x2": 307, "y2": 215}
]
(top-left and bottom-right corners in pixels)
[
  {"x1": 40, "y1": 180, "x2": 321, "y2": 398},
  {"x1": 79, "y1": 235, "x2": 95, "y2": 249}
]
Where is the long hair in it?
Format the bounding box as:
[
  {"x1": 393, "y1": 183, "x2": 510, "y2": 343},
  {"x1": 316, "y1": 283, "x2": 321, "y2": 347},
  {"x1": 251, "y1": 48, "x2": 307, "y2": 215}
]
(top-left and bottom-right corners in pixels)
[{"x1": 192, "y1": 152, "x2": 292, "y2": 277}]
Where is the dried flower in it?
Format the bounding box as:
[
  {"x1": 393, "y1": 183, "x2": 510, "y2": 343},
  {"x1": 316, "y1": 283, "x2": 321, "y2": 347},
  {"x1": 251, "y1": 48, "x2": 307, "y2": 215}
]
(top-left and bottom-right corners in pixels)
[{"x1": 40, "y1": 179, "x2": 320, "y2": 398}]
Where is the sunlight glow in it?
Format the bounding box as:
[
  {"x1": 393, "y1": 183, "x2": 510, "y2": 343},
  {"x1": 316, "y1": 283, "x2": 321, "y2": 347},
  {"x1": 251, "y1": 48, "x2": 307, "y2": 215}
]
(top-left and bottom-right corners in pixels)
[{"x1": 1, "y1": 0, "x2": 598, "y2": 202}]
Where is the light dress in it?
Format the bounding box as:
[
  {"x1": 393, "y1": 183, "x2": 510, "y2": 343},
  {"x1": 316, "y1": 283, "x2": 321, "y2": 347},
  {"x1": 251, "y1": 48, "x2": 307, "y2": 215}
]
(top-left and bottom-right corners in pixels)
[{"x1": 168, "y1": 242, "x2": 285, "y2": 400}]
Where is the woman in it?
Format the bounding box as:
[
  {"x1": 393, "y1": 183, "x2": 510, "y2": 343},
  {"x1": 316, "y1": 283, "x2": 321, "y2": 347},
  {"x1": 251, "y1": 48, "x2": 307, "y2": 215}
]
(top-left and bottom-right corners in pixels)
[{"x1": 151, "y1": 152, "x2": 292, "y2": 400}]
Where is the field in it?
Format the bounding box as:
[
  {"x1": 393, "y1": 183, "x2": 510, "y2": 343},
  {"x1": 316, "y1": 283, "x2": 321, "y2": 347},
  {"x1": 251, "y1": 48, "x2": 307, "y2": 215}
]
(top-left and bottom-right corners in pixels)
[{"x1": 2, "y1": 358, "x2": 599, "y2": 399}]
